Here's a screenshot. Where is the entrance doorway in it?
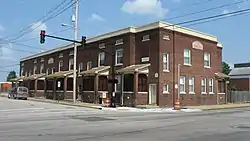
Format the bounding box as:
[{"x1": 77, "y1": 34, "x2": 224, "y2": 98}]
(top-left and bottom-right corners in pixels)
[{"x1": 149, "y1": 84, "x2": 157, "y2": 105}]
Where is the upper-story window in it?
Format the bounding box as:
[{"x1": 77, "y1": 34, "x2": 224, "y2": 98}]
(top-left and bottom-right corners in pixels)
[
  {"x1": 25, "y1": 71, "x2": 28, "y2": 77},
  {"x1": 115, "y1": 39, "x2": 123, "y2": 45},
  {"x1": 59, "y1": 61, "x2": 63, "y2": 72},
  {"x1": 52, "y1": 67, "x2": 56, "y2": 74},
  {"x1": 69, "y1": 51, "x2": 74, "y2": 56},
  {"x1": 98, "y1": 52, "x2": 105, "y2": 66},
  {"x1": 33, "y1": 65, "x2": 37, "y2": 74},
  {"x1": 48, "y1": 58, "x2": 54, "y2": 64},
  {"x1": 163, "y1": 53, "x2": 169, "y2": 72},
  {"x1": 162, "y1": 35, "x2": 170, "y2": 40},
  {"x1": 21, "y1": 63, "x2": 24, "y2": 67},
  {"x1": 204, "y1": 52, "x2": 211, "y2": 68},
  {"x1": 34, "y1": 59, "x2": 37, "y2": 64},
  {"x1": 21, "y1": 68, "x2": 24, "y2": 76},
  {"x1": 99, "y1": 43, "x2": 105, "y2": 49},
  {"x1": 78, "y1": 62, "x2": 83, "y2": 72},
  {"x1": 69, "y1": 58, "x2": 74, "y2": 70},
  {"x1": 184, "y1": 49, "x2": 191, "y2": 65},
  {"x1": 29, "y1": 70, "x2": 32, "y2": 76},
  {"x1": 46, "y1": 68, "x2": 49, "y2": 75},
  {"x1": 59, "y1": 53, "x2": 63, "y2": 58},
  {"x1": 87, "y1": 61, "x2": 92, "y2": 70},
  {"x1": 115, "y1": 49, "x2": 123, "y2": 65},
  {"x1": 40, "y1": 64, "x2": 44, "y2": 74},
  {"x1": 142, "y1": 35, "x2": 150, "y2": 41},
  {"x1": 40, "y1": 58, "x2": 44, "y2": 62}
]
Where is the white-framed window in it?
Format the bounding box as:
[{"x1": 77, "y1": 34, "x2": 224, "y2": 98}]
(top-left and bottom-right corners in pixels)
[
  {"x1": 98, "y1": 52, "x2": 105, "y2": 66},
  {"x1": 163, "y1": 53, "x2": 169, "y2": 71},
  {"x1": 209, "y1": 78, "x2": 214, "y2": 94},
  {"x1": 115, "y1": 49, "x2": 123, "y2": 65},
  {"x1": 59, "y1": 53, "x2": 63, "y2": 58},
  {"x1": 99, "y1": 43, "x2": 105, "y2": 49},
  {"x1": 48, "y1": 58, "x2": 54, "y2": 64},
  {"x1": 115, "y1": 39, "x2": 123, "y2": 45},
  {"x1": 46, "y1": 68, "x2": 49, "y2": 75},
  {"x1": 69, "y1": 58, "x2": 74, "y2": 70},
  {"x1": 184, "y1": 49, "x2": 191, "y2": 65},
  {"x1": 201, "y1": 78, "x2": 207, "y2": 94},
  {"x1": 29, "y1": 71, "x2": 31, "y2": 76},
  {"x1": 25, "y1": 71, "x2": 28, "y2": 77},
  {"x1": 69, "y1": 51, "x2": 74, "y2": 56},
  {"x1": 52, "y1": 67, "x2": 55, "y2": 74},
  {"x1": 204, "y1": 52, "x2": 211, "y2": 68},
  {"x1": 162, "y1": 35, "x2": 170, "y2": 40},
  {"x1": 40, "y1": 64, "x2": 44, "y2": 74},
  {"x1": 163, "y1": 84, "x2": 169, "y2": 94},
  {"x1": 59, "y1": 61, "x2": 63, "y2": 72},
  {"x1": 21, "y1": 68, "x2": 24, "y2": 76},
  {"x1": 115, "y1": 75, "x2": 121, "y2": 92},
  {"x1": 189, "y1": 77, "x2": 195, "y2": 94},
  {"x1": 40, "y1": 58, "x2": 44, "y2": 62},
  {"x1": 142, "y1": 35, "x2": 150, "y2": 41},
  {"x1": 34, "y1": 59, "x2": 37, "y2": 64},
  {"x1": 180, "y1": 76, "x2": 186, "y2": 94},
  {"x1": 33, "y1": 65, "x2": 37, "y2": 74},
  {"x1": 78, "y1": 62, "x2": 83, "y2": 72},
  {"x1": 87, "y1": 61, "x2": 92, "y2": 70},
  {"x1": 21, "y1": 63, "x2": 24, "y2": 67}
]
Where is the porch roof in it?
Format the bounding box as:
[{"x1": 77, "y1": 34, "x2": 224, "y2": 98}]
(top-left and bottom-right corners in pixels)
[
  {"x1": 10, "y1": 76, "x2": 25, "y2": 82},
  {"x1": 45, "y1": 70, "x2": 74, "y2": 79},
  {"x1": 80, "y1": 66, "x2": 110, "y2": 76},
  {"x1": 215, "y1": 72, "x2": 230, "y2": 79},
  {"x1": 23, "y1": 73, "x2": 46, "y2": 80},
  {"x1": 116, "y1": 63, "x2": 150, "y2": 74}
]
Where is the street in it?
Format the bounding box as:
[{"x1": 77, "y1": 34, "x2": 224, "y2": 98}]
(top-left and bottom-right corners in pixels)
[{"x1": 1, "y1": 97, "x2": 250, "y2": 141}]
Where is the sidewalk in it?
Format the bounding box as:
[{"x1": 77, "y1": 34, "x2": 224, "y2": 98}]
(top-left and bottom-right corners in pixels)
[{"x1": 183, "y1": 103, "x2": 250, "y2": 110}]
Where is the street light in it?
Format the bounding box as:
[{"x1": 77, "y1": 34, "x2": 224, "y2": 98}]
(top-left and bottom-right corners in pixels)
[{"x1": 61, "y1": 23, "x2": 74, "y2": 28}]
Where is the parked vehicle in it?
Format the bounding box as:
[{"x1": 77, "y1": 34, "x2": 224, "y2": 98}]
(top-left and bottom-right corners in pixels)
[{"x1": 8, "y1": 87, "x2": 28, "y2": 100}]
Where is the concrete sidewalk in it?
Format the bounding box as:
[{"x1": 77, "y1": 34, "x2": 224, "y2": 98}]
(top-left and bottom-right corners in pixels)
[{"x1": 184, "y1": 103, "x2": 250, "y2": 110}]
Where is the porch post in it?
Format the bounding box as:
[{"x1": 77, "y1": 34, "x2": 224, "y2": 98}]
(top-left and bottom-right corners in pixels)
[
  {"x1": 44, "y1": 79, "x2": 47, "y2": 98},
  {"x1": 53, "y1": 78, "x2": 56, "y2": 100},
  {"x1": 225, "y1": 80, "x2": 228, "y2": 104},
  {"x1": 133, "y1": 72, "x2": 138, "y2": 106},
  {"x1": 34, "y1": 79, "x2": 38, "y2": 97},
  {"x1": 121, "y1": 73, "x2": 124, "y2": 106},
  {"x1": 94, "y1": 74, "x2": 99, "y2": 104},
  {"x1": 64, "y1": 77, "x2": 67, "y2": 99}
]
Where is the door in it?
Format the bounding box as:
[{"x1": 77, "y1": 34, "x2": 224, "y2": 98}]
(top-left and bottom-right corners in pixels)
[{"x1": 149, "y1": 84, "x2": 157, "y2": 105}]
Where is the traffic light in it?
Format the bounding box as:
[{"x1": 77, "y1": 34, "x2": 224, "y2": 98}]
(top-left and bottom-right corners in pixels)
[
  {"x1": 81, "y1": 36, "x2": 86, "y2": 48},
  {"x1": 40, "y1": 30, "x2": 46, "y2": 44}
]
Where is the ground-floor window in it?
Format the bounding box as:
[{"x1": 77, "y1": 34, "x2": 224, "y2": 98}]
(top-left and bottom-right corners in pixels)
[
  {"x1": 47, "y1": 80, "x2": 53, "y2": 90},
  {"x1": 83, "y1": 77, "x2": 94, "y2": 91},
  {"x1": 67, "y1": 78, "x2": 73, "y2": 91},
  {"x1": 124, "y1": 74, "x2": 133, "y2": 91},
  {"x1": 138, "y1": 74, "x2": 148, "y2": 92},
  {"x1": 99, "y1": 76, "x2": 108, "y2": 91},
  {"x1": 218, "y1": 80, "x2": 225, "y2": 93},
  {"x1": 37, "y1": 80, "x2": 44, "y2": 90}
]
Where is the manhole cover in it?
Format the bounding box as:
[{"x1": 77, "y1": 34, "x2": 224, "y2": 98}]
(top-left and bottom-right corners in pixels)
[
  {"x1": 70, "y1": 116, "x2": 115, "y2": 121},
  {"x1": 233, "y1": 125, "x2": 250, "y2": 129}
]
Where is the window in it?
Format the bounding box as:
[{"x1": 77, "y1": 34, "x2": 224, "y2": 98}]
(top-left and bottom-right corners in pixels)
[
  {"x1": 163, "y1": 84, "x2": 169, "y2": 94},
  {"x1": 40, "y1": 58, "x2": 44, "y2": 62},
  {"x1": 78, "y1": 62, "x2": 83, "y2": 72},
  {"x1": 201, "y1": 78, "x2": 207, "y2": 94},
  {"x1": 29, "y1": 71, "x2": 31, "y2": 76},
  {"x1": 115, "y1": 39, "x2": 123, "y2": 45},
  {"x1": 40, "y1": 64, "x2": 44, "y2": 74},
  {"x1": 184, "y1": 49, "x2": 191, "y2": 65},
  {"x1": 25, "y1": 72, "x2": 28, "y2": 77},
  {"x1": 69, "y1": 58, "x2": 74, "y2": 70},
  {"x1": 180, "y1": 76, "x2": 185, "y2": 93},
  {"x1": 87, "y1": 61, "x2": 92, "y2": 70},
  {"x1": 59, "y1": 61, "x2": 63, "y2": 72},
  {"x1": 163, "y1": 35, "x2": 170, "y2": 40},
  {"x1": 69, "y1": 51, "x2": 74, "y2": 56},
  {"x1": 209, "y1": 78, "x2": 214, "y2": 94},
  {"x1": 189, "y1": 77, "x2": 195, "y2": 94},
  {"x1": 138, "y1": 74, "x2": 147, "y2": 92},
  {"x1": 46, "y1": 68, "x2": 49, "y2": 75},
  {"x1": 34, "y1": 59, "x2": 37, "y2": 64},
  {"x1": 33, "y1": 65, "x2": 37, "y2": 74},
  {"x1": 98, "y1": 52, "x2": 105, "y2": 66},
  {"x1": 99, "y1": 43, "x2": 105, "y2": 49},
  {"x1": 115, "y1": 49, "x2": 123, "y2": 65},
  {"x1": 59, "y1": 53, "x2": 63, "y2": 58},
  {"x1": 142, "y1": 35, "x2": 150, "y2": 41},
  {"x1": 163, "y1": 53, "x2": 169, "y2": 71},
  {"x1": 115, "y1": 75, "x2": 121, "y2": 92},
  {"x1": 52, "y1": 67, "x2": 55, "y2": 74},
  {"x1": 48, "y1": 58, "x2": 54, "y2": 64},
  {"x1": 21, "y1": 68, "x2": 24, "y2": 76},
  {"x1": 204, "y1": 52, "x2": 211, "y2": 68}
]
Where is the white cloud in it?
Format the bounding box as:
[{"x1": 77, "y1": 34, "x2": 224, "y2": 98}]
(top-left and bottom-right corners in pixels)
[
  {"x1": 88, "y1": 13, "x2": 105, "y2": 21},
  {"x1": 30, "y1": 21, "x2": 47, "y2": 37},
  {"x1": 121, "y1": 0, "x2": 168, "y2": 18}
]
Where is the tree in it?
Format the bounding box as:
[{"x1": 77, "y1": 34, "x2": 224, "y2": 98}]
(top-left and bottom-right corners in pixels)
[
  {"x1": 222, "y1": 61, "x2": 231, "y2": 75},
  {"x1": 6, "y1": 71, "x2": 17, "y2": 82}
]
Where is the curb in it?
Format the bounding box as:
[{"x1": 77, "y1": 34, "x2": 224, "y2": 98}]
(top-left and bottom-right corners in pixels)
[{"x1": 201, "y1": 105, "x2": 250, "y2": 111}]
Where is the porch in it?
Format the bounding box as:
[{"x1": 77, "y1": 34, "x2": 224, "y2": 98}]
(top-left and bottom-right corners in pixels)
[{"x1": 22, "y1": 74, "x2": 45, "y2": 97}]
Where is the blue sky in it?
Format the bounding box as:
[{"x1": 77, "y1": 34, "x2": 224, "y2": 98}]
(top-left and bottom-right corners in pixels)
[{"x1": 0, "y1": 0, "x2": 250, "y2": 81}]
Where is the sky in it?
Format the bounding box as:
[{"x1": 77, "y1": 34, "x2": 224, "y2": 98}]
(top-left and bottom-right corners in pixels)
[{"x1": 0, "y1": 0, "x2": 250, "y2": 81}]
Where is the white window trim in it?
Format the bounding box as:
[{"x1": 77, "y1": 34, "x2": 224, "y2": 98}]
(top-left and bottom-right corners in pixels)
[
  {"x1": 59, "y1": 53, "x2": 63, "y2": 58},
  {"x1": 115, "y1": 39, "x2": 123, "y2": 46},
  {"x1": 163, "y1": 53, "x2": 169, "y2": 72},
  {"x1": 87, "y1": 61, "x2": 92, "y2": 70},
  {"x1": 98, "y1": 52, "x2": 105, "y2": 67},
  {"x1": 52, "y1": 67, "x2": 55, "y2": 74},
  {"x1": 69, "y1": 51, "x2": 74, "y2": 56},
  {"x1": 188, "y1": 77, "x2": 195, "y2": 94},
  {"x1": 46, "y1": 68, "x2": 49, "y2": 75},
  {"x1": 33, "y1": 65, "x2": 37, "y2": 74},
  {"x1": 184, "y1": 49, "x2": 191, "y2": 66},
  {"x1": 40, "y1": 64, "x2": 44, "y2": 74},
  {"x1": 48, "y1": 58, "x2": 54, "y2": 64},
  {"x1": 142, "y1": 35, "x2": 150, "y2": 42},
  {"x1": 201, "y1": 78, "x2": 207, "y2": 94},
  {"x1": 115, "y1": 49, "x2": 123, "y2": 66},
  {"x1": 69, "y1": 58, "x2": 74, "y2": 71},
  {"x1": 115, "y1": 75, "x2": 121, "y2": 92},
  {"x1": 99, "y1": 43, "x2": 105, "y2": 49},
  {"x1": 59, "y1": 61, "x2": 63, "y2": 72},
  {"x1": 180, "y1": 76, "x2": 186, "y2": 94},
  {"x1": 40, "y1": 58, "x2": 44, "y2": 62},
  {"x1": 78, "y1": 62, "x2": 83, "y2": 72},
  {"x1": 209, "y1": 78, "x2": 214, "y2": 94},
  {"x1": 163, "y1": 84, "x2": 169, "y2": 94},
  {"x1": 204, "y1": 52, "x2": 211, "y2": 68}
]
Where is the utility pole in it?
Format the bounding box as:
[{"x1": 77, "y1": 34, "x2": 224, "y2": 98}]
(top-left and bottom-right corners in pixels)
[{"x1": 73, "y1": 0, "x2": 79, "y2": 104}]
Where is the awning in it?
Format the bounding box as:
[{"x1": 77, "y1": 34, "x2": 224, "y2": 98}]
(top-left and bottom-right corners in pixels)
[
  {"x1": 80, "y1": 66, "x2": 110, "y2": 76},
  {"x1": 116, "y1": 64, "x2": 150, "y2": 74},
  {"x1": 215, "y1": 72, "x2": 230, "y2": 79},
  {"x1": 10, "y1": 76, "x2": 25, "y2": 82},
  {"x1": 45, "y1": 70, "x2": 74, "y2": 79},
  {"x1": 23, "y1": 73, "x2": 46, "y2": 81}
]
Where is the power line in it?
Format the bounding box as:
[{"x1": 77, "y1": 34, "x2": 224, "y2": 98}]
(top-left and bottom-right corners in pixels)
[
  {"x1": 170, "y1": 0, "x2": 214, "y2": 12},
  {"x1": 166, "y1": 0, "x2": 250, "y2": 21}
]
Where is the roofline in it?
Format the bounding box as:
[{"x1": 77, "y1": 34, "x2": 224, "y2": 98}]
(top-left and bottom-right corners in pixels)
[{"x1": 20, "y1": 21, "x2": 220, "y2": 62}]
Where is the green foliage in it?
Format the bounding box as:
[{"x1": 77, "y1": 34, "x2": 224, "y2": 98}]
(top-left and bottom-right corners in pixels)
[
  {"x1": 6, "y1": 71, "x2": 17, "y2": 82},
  {"x1": 222, "y1": 61, "x2": 231, "y2": 75}
]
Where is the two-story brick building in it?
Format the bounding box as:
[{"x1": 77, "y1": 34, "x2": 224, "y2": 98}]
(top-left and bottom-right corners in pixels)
[{"x1": 16, "y1": 21, "x2": 228, "y2": 107}]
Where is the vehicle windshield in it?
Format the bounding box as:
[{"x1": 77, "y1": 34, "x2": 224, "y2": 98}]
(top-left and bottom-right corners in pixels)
[{"x1": 18, "y1": 87, "x2": 28, "y2": 92}]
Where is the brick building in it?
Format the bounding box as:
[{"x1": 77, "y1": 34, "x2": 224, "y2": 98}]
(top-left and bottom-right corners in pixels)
[{"x1": 16, "y1": 21, "x2": 228, "y2": 107}]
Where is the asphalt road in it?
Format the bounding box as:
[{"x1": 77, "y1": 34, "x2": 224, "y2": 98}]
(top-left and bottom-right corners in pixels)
[{"x1": 1, "y1": 97, "x2": 250, "y2": 141}]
